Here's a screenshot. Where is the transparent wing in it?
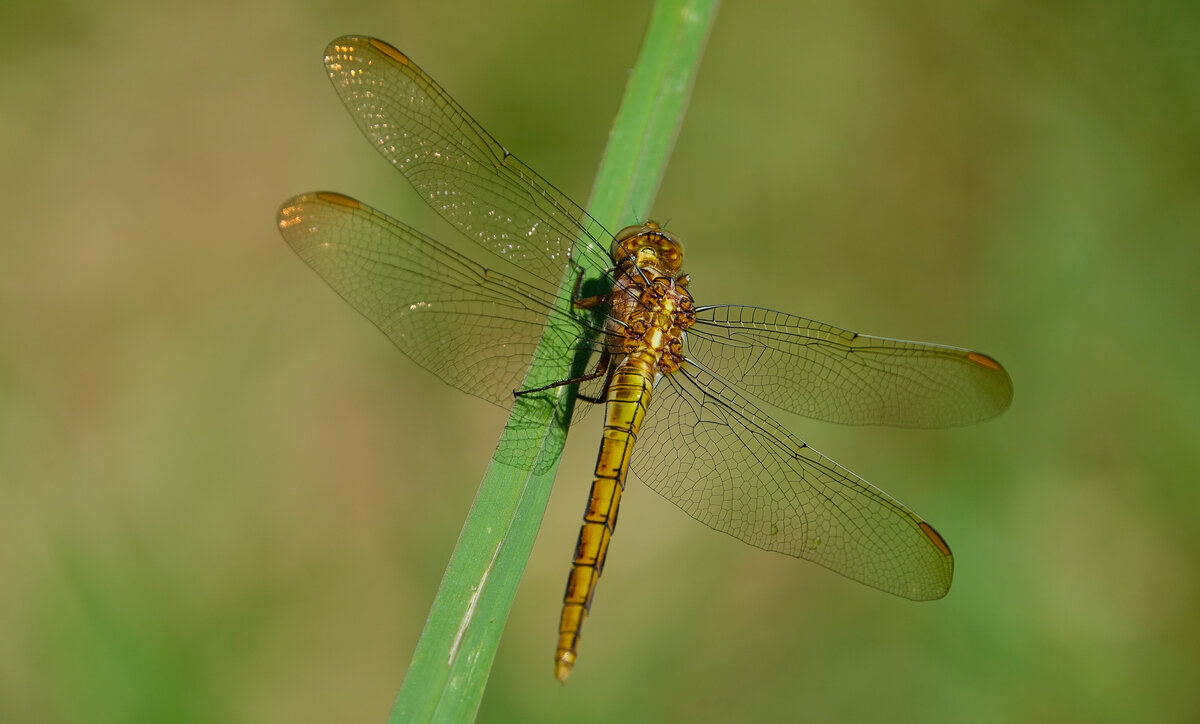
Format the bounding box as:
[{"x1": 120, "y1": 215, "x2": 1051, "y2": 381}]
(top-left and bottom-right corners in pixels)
[
  {"x1": 323, "y1": 36, "x2": 614, "y2": 285},
  {"x1": 278, "y1": 192, "x2": 604, "y2": 408},
  {"x1": 687, "y1": 305, "x2": 1013, "y2": 428},
  {"x1": 631, "y1": 361, "x2": 954, "y2": 600}
]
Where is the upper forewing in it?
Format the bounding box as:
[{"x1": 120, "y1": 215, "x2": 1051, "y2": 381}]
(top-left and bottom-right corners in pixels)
[
  {"x1": 686, "y1": 305, "x2": 1012, "y2": 427},
  {"x1": 323, "y1": 37, "x2": 613, "y2": 284}
]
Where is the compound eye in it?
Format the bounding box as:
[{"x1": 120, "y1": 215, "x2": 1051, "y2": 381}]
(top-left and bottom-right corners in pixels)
[
  {"x1": 611, "y1": 224, "x2": 648, "y2": 260},
  {"x1": 614, "y1": 224, "x2": 648, "y2": 241}
]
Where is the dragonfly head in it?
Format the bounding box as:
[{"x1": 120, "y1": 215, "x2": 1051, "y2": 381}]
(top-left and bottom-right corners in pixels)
[{"x1": 611, "y1": 221, "x2": 684, "y2": 275}]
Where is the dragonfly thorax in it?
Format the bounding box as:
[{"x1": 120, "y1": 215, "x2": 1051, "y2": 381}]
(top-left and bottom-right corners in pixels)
[
  {"x1": 610, "y1": 270, "x2": 695, "y2": 375},
  {"x1": 611, "y1": 221, "x2": 684, "y2": 275}
]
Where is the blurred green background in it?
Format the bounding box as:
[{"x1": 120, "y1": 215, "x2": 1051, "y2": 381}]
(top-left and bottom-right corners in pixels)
[{"x1": 3, "y1": 1, "x2": 1198, "y2": 721}]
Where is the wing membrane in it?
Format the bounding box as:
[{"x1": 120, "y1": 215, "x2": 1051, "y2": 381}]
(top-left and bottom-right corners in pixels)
[
  {"x1": 687, "y1": 305, "x2": 1012, "y2": 427},
  {"x1": 278, "y1": 192, "x2": 602, "y2": 407},
  {"x1": 631, "y1": 361, "x2": 954, "y2": 600},
  {"x1": 323, "y1": 36, "x2": 614, "y2": 285}
]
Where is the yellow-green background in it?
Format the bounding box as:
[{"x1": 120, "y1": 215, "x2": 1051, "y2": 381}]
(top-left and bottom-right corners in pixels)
[{"x1": 3, "y1": 1, "x2": 1197, "y2": 722}]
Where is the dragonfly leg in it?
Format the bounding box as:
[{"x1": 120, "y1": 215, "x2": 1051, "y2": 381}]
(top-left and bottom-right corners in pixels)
[
  {"x1": 572, "y1": 267, "x2": 612, "y2": 309},
  {"x1": 512, "y1": 269, "x2": 619, "y2": 401},
  {"x1": 513, "y1": 351, "x2": 613, "y2": 402},
  {"x1": 575, "y1": 361, "x2": 617, "y2": 404}
]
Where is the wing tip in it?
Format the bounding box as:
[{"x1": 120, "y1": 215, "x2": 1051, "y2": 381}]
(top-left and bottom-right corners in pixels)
[
  {"x1": 918, "y1": 521, "x2": 952, "y2": 557},
  {"x1": 366, "y1": 37, "x2": 412, "y2": 66},
  {"x1": 324, "y1": 36, "x2": 359, "y2": 63},
  {"x1": 965, "y1": 350, "x2": 1014, "y2": 418},
  {"x1": 966, "y1": 351, "x2": 1002, "y2": 371},
  {"x1": 276, "y1": 192, "x2": 364, "y2": 236},
  {"x1": 313, "y1": 191, "x2": 361, "y2": 209},
  {"x1": 324, "y1": 35, "x2": 412, "y2": 66},
  {"x1": 276, "y1": 196, "x2": 306, "y2": 232}
]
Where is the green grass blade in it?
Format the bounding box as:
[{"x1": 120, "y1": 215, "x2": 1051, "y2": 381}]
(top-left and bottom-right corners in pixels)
[
  {"x1": 388, "y1": 1, "x2": 719, "y2": 720},
  {"x1": 586, "y1": 0, "x2": 719, "y2": 227}
]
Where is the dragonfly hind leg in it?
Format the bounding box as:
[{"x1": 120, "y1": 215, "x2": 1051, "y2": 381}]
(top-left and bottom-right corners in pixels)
[
  {"x1": 513, "y1": 351, "x2": 614, "y2": 404},
  {"x1": 512, "y1": 269, "x2": 617, "y2": 402}
]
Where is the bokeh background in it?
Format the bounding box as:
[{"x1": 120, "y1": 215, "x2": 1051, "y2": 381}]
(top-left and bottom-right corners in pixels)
[{"x1": 3, "y1": 1, "x2": 1198, "y2": 721}]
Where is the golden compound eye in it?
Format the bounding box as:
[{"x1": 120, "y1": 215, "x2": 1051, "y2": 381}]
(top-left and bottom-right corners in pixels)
[
  {"x1": 610, "y1": 224, "x2": 649, "y2": 260},
  {"x1": 614, "y1": 224, "x2": 648, "y2": 241},
  {"x1": 609, "y1": 223, "x2": 683, "y2": 270}
]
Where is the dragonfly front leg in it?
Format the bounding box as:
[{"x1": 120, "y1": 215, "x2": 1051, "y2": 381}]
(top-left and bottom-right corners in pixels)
[{"x1": 572, "y1": 265, "x2": 613, "y2": 310}]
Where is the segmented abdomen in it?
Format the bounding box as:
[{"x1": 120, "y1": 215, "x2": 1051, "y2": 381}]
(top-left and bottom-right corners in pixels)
[{"x1": 555, "y1": 363, "x2": 654, "y2": 683}]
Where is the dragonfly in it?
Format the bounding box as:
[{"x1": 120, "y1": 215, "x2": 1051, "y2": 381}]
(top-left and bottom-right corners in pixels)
[{"x1": 277, "y1": 36, "x2": 1012, "y2": 683}]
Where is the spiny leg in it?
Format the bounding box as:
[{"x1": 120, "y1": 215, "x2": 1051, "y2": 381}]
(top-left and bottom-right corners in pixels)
[
  {"x1": 513, "y1": 268, "x2": 616, "y2": 400},
  {"x1": 572, "y1": 266, "x2": 613, "y2": 310},
  {"x1": 513, "y1": 351, "x2": 613, "y2": 402}
]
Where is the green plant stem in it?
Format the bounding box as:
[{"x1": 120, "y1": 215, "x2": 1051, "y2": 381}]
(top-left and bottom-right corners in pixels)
[{"x1": 389, "y1": 1, "x2": 718, "y2": 721}]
